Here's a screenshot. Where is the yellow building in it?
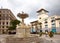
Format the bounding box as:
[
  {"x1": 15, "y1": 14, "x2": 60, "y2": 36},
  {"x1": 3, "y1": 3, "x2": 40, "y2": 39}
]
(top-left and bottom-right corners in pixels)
[{"x1": 30, "y1": 8, "x2": 60, "y2": 33}]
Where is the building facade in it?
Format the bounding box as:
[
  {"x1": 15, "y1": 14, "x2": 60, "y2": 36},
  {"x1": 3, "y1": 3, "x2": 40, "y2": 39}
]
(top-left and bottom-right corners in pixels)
[
  {"x1": 30, "y1": 8, "x2": 60, "y2": 33},
  {"x1": 30, "y1": 20, "x2": 42, "y2": 34},
  {"x1": 0, "y1": 8, "x2": 16, "y2": 34}
]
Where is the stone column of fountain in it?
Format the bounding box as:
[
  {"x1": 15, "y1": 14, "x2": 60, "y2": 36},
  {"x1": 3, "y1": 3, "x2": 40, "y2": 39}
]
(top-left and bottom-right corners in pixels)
[{"x1": 16, "y1": 12, "x2": 30, "y2": 38}]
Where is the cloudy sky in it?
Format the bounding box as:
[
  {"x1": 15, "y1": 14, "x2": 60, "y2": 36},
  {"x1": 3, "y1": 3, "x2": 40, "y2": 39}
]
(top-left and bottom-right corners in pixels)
[{"x1": 0, "y1": 0, "x2": 60, "y2": 24}]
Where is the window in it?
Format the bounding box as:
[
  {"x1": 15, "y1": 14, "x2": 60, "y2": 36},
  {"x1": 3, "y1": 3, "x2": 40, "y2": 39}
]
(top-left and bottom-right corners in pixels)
[
  {"x1": 6, "y1": 26, "x2": 8, "y2": 28},
  {"x1": 52, "y1": 23, "x2": 56, "y2": 33},
  {"x1": 3, "y1": 22, "x2": 4, "y2": 25},
  {"x1": 0, "y1": 11, "x2": 1, "y2": 13},
  {"x1": 51, "y1": 20, "x2": 55, "y2": 22},
  {"x1": 45, "y1": 25, "x2": 48, "y2": 28},
  {"x1": 44, "y1": 19, "x2": 48, "y2": 24},
  {"x1": 6, "y1": 22, "x2": 8, "y2": 25},
  {"x1": 51, "y1": 17, "x2": 55, "y2": 23},
  {"x1": 45, "y1": 30, "x2": 48, "y2": 32},
  {"x1": 52, "y1": 23, "x2": 56, "y2": 27},
  {"x1": 0, "y1": 26, "x2": 1, "y2": 28},
  {"x1": 2, "y1": 26, "x2": 4, "y2": 28},
  {"x1": 0, "y1": 18, "x2": 1, "y2": 20},
  {"x1": 45, "y1": 21, "x2": 48, "y2": 23},
  {"x1": 0, "y1": 22, "x2": 1, "y2": 25},
  {"x1": 52, "y1": 23, "x2": 55, "y2": 25},
  {"x1": 59, "y1": 22, "x2": 60, "y2": 27},
  {"x1": 0, "y1": 15, "x2": 1, "y2": 17}
]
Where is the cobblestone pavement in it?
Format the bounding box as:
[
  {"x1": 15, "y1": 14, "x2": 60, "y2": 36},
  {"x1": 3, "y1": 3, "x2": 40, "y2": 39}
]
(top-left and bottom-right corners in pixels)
[
  {"x1": 40, "y1": 34, "x2": 60, "y2": 43},
  {"x1": 0, "y1": 34, "x2": 15, "y2": 43},
  {"x1": 0, "y1": 34, "x2": 60, "y2": 43},
  {"x1": 6, "y1": 36, "x2": 44, "y2": 43},
  {"x1": 0, "y1": 35, "x2": 44, "y2": 43}
]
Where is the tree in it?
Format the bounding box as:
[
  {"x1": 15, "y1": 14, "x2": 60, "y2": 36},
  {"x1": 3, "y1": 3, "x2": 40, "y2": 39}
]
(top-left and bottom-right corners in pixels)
[
  {"x1": 10, "y1": 20, "x2": 20, "y2": 26},
  {"x1": 8, "y1": 20, "x2": 20, "y2": 30},
  {"x1": 49, "y1": 31, "x2": 54, "y2": 38},
  {"x1": 8, "y1": 20, "x2": 20, "y2": 34}
]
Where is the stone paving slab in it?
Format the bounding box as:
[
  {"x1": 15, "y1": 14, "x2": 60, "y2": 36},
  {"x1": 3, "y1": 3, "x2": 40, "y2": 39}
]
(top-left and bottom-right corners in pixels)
[{"x1": 6, "y1": 36, "x2": 44, "y2": 43}]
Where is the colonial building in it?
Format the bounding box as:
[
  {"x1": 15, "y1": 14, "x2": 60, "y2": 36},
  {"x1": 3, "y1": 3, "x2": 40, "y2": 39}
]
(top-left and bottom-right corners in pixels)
[
  {"x1": 30, "y1": 20, "x2": 42, "y2": 34},
  {"x1": 30, "y1": 8, "x2": 60, "y2": 33},
  {"x1": 0, "y1": 8, "x2": 16, "y2": 34}
]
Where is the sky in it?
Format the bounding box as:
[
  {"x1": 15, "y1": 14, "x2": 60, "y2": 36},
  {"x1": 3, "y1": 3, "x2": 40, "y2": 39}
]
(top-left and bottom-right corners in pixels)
[{"x1": 0, "y1": 0, "x2": 60, "y2": 24}]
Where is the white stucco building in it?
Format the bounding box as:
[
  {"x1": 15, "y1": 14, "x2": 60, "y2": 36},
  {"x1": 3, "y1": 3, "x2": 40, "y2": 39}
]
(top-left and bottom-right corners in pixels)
[{"x1": 31, "y1": 8, "x2": 60, "y2": 33}]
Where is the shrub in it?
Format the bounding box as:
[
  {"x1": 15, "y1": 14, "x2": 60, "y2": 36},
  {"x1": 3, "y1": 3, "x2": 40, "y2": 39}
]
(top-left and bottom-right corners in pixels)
[
  {"x1": 39, "y1": 32, "x2": 42, "y2": 37},
  {"x1": 49, "y1": 31, "x2": 54, "y2": 38}
]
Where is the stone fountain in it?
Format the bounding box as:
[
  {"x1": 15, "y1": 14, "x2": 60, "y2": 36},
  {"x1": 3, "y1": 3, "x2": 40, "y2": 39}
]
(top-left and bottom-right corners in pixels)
[{"x1": 16, "y1": 12, "x2": 30, "y2": 38}]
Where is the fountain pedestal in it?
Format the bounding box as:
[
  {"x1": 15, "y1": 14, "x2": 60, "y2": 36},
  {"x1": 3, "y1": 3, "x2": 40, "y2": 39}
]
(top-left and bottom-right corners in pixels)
[
  {"x1": 16, "y1": 12, "x2": 31, "y2": 38},
  {"x1": 16, "y1": 24, "x2": 29, "y2": 37}
]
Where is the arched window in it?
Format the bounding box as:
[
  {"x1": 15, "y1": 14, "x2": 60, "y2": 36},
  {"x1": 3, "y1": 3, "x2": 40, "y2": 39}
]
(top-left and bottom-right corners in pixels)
[
  {"x1": 51, "y1": 20, "x2": 55, "y2": 22},
  {"x1": 45, "y1": 21, "x2": 48, "y2": 23}
]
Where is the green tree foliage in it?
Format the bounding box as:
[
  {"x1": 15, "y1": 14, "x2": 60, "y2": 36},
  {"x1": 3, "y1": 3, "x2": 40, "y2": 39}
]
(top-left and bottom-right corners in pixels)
[
  {"x1": 10, "y1": 20, "x2": 20, "y2": 26},
  {"x1": 8, "y1": 26, "x2": 16, "y2": 30},
  {"x1": 8, "y1": 20, "x2": 20, "y2": 30},
  {"x1": 49, "y1": 31, "x2": 54, "y2": 38}
]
